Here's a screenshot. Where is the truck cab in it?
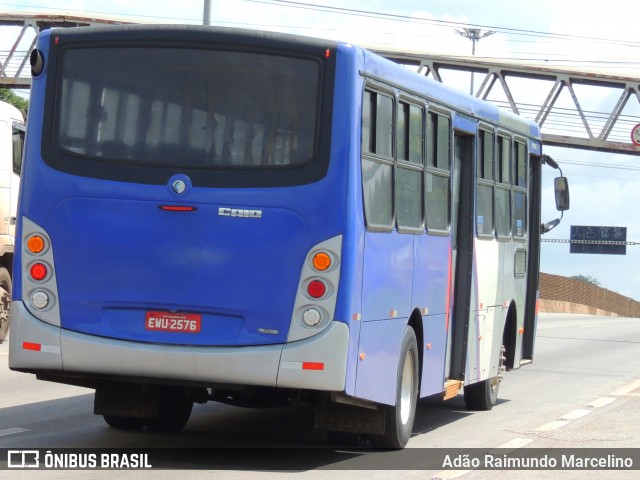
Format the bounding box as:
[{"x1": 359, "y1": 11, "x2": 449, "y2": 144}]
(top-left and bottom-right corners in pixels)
[{"x1": 0, "y1": 99, "x2": 25, "y2": 342}]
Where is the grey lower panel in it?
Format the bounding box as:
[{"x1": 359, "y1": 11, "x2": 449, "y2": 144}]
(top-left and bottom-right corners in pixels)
[{"x1": 9, "y1": 301, "x2": 348, "y2": 391}]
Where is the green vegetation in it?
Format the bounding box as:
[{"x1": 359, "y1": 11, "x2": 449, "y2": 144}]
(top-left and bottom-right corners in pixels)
[
  {"x1": 0, "y1": 88, "x2": 28, "y2": 114},
  {"x1": 571, "y1": 275, "x2": 601, "y2": 287}
]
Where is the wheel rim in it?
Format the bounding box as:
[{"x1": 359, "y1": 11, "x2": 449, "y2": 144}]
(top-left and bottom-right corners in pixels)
[{"x1": 399, "y1": 350, "x2": 415, "y2": 425}]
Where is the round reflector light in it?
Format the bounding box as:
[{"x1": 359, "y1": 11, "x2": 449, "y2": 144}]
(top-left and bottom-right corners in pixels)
[
  {"x1": 307, "y1": 280, "x2": 326, "y2": 299},
  {"x1": 302, "y1": 308, "x2": 322, "y2": 327},
  {"x1": 31, "y1": 290, "x2": 50, "y2": 309},
  {"x1": 30, "y1": 263, "x2": 48, "y2": 281},
  {"x1": 27, "y1": 235, "x2": 46, "y2": 254},
  {"x1": 312, "y1": 252, "x2": 331, "y2": 271}
]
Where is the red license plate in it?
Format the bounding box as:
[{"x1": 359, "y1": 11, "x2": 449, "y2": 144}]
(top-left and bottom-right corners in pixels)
[{"x1": 145, "y1": 311, "x2": 201, "y2": 333}]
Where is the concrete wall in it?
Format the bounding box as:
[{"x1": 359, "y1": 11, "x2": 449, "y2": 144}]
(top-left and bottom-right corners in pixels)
[{"x1": 539, "y1": 272, "x2": 640, "y2": 317}]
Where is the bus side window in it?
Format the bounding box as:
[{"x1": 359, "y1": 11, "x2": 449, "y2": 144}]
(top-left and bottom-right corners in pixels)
[
  {"x1": 513, "y1": 141, "x2": 528, "y2": 238},
  {"x1": 476, "y1": 129, "x2": 494, "y2": 237},
  {"x1": 362, "y1": 89, "x2": 394, "y2": 231},
  {"x1": 425, "y1": 111, "x2": 451, "y2": 234},
  {"x1": 396, "y1": 101, "x2": 424, "y2": 232},
  {"x1": 495, "y1": 135, "x2": 511, "y2": 238}
]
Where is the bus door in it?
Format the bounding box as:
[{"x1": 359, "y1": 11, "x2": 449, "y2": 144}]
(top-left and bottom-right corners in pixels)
[
  {"x1": 521, "y1": 154, "x2": 542, "y2": 362},
  {"x1": 446, "y1": 132, "x2": 475, "y2": 382}
]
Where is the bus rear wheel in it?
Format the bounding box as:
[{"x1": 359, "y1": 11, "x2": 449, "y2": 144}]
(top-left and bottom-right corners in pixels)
[
  {"x1": 378, "y1": 326, "x2": 419, "y2": 449},
  {"x1": 0, "y1": 267, "x2": 11, "y2": 343},
  {"x1": 463, "y1": 376, "x2": 499, "y2": 411},
  {"x1": 145, "y1": 387, "x2": 193, "y2": 433},
  {"x1": 464, "y1": 345, "x2": 504, "y2": 411}
]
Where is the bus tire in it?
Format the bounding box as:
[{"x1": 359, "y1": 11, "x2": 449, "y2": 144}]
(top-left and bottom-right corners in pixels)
[
  {"x1": 103, "y1": 415, "x2": 146, "y2": 430},
  {"x1": 145, "y1": 387, "x2": 193, "y2": 433},
  {"x1": 379, "y1": 326, "x2": 419, "y2": 449},
  {"x1": 0, "y1": 267, "x2": 11, "y2": 343},
  {"x1": 463, "y1": 377, "x2": 499, "y2": 411},
  {"x1": 464, "y1": 344, "x2": 504, "y2": 411}
]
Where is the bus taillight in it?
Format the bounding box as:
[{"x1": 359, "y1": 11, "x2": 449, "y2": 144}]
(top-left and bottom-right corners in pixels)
[
  {"x1": 307, "y1": 280, "x2": 326, "y2": 299},
  {"x1": 29, "y1": 263, "x2": 48, "y2": 281}
]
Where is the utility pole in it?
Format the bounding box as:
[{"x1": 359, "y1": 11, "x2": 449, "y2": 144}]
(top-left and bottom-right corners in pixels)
[
  {"x1": 456, "y1": 28, "x2": 495, "y2": 95},
  {"x1": 203, "y1": 0, "x2": 211, "y2": 26}
]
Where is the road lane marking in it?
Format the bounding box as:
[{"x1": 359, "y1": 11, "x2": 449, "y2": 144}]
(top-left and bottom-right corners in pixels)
[
  {"x1": 0, "y1": 427, "x2": 29, "y2": 437},
  {"x1": 497, "y1": 438, "x2": 533, "y2": 448},
  {"x1": 560, "y1": 409, "x2": 591, "y2": 421},
  {"x1": 433, "y1": 384, "x2": 631, "y2": 480},
  {"x1": 431, "y1": 390, "x2": 621, "y2": 480},
  {"x1": 588, "y1": 397, "x2": 616, "y2": 408},
  {"x1": 534, "y1": 420, "x2": 570, "y2": 431},
  {"x1": 609, "y1": 378, "x2": 640, "y2": 396}
]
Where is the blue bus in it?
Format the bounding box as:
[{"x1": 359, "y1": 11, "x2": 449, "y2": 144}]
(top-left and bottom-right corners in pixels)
[{"x1": 9, "y1": 25, "x2": 568, "y2": 448}]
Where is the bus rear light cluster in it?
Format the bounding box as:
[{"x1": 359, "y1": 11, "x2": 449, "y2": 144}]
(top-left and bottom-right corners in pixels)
[
  {"x1": 21, "y1": 218, "x2": 61, "y2": 324},
  {"x1": 287, "y1": 236, "x2": 342, "y2": 342}
]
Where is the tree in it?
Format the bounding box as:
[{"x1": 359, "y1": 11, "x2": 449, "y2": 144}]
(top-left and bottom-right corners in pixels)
[
  {"x1": 0, "y1": 88, "x2": 28, "y2": 114},
  {"x1": 571, "y1": 275, "x2": 601, "y2": 287}
]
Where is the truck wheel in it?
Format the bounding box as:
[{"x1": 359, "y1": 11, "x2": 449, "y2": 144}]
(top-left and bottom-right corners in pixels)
[{"x1": 0, "y1": 267, "x2": 11, "y2": 343}]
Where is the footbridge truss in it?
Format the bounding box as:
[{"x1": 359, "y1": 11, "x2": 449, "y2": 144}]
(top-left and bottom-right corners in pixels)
[
  {"x1": 2, "y1": 10, "x2": 640, "y2": 154},
  {"x1": 371, "y1": 47, "x2": 640, "y2": 155}
]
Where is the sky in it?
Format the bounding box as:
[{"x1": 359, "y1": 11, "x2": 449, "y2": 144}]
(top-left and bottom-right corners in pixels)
[{"x1": 2, "y1": 0, "x2": 640, "y2": 299}]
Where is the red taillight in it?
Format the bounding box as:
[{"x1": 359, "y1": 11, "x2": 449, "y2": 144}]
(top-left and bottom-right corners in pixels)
[
  {"x1": 307, "y1": 280, "x2": 326, "y2": 299},
  {"x1": 30, "y1": 263, "x2": 48, "y2": 281}
]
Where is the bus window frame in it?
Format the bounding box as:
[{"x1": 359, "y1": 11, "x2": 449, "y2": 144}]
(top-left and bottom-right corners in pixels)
[
  {"x1": 495, "y1": 130, "x2": 513, "y2": 241},
  {"x1": 395, "y1": 93, "x2": 426, "y2": 235},
  {"x1": 424, "y1": 106, "x2": 452, "y2": 237},
  {"x1": 361, "y1": 83, "x2": 396, "y2": 233},
  {"x1": 512, "y1": 136, "x2": 529, "y2": 242},
  {"x1": 476, "y1": 123, "x2": 496, "y2": 240}
]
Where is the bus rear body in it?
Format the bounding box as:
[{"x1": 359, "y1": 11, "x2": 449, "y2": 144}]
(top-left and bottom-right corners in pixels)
[{"x1": 10, "y1": 25, "x2": 555, "y2": 448}]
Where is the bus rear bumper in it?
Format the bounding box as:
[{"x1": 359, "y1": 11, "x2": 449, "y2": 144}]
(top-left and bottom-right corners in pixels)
[{"x1": 9, "y1": 301, "x2": 348, "y2": 391}]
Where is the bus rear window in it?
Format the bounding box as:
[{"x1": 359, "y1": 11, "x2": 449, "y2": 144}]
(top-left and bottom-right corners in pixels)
[{"x1": 50, "y1": 45, "x2": 329, "y2": 186}]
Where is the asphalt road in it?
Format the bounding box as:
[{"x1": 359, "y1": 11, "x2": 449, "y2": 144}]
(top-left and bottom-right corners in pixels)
[{"x1": 1, "y1": 313, "x2": 639, "y2": 479}]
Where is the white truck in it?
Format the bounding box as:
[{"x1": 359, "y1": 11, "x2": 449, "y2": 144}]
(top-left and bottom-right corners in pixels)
[{"x1": 0, "y1": 99, "x2": 25, "y2": 343}]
